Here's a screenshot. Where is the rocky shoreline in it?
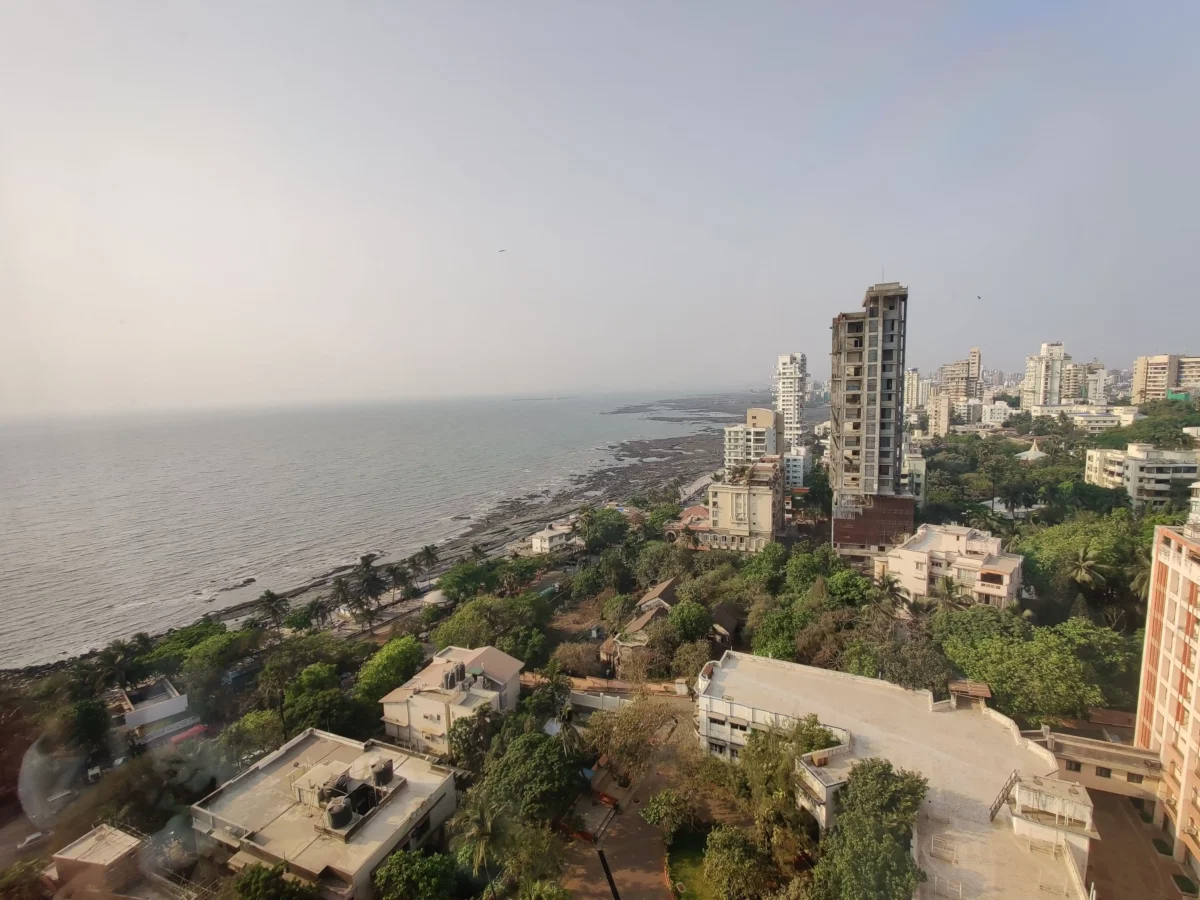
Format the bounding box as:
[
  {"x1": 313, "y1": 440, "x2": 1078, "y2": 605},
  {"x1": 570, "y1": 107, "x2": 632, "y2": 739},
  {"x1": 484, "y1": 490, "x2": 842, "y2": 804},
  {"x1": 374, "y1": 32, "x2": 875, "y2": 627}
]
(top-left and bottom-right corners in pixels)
[{"x1": 1, "y1": 425, "x2": 724, "y2": 681}]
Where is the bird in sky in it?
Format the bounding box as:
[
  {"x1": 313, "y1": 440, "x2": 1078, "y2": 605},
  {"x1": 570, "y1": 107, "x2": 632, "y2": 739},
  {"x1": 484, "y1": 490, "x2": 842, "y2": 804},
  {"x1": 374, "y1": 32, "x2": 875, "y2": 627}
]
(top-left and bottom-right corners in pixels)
[{"x1": 498, "y1": 249, "x2": 506, "y2": 253}]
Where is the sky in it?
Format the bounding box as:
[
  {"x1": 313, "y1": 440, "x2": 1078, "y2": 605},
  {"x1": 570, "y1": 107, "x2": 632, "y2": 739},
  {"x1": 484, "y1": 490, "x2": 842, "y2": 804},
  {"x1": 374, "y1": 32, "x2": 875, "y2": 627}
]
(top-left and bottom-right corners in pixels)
[{"x1": 2, "y1": 2, "x2": 1199, "y2": 415}]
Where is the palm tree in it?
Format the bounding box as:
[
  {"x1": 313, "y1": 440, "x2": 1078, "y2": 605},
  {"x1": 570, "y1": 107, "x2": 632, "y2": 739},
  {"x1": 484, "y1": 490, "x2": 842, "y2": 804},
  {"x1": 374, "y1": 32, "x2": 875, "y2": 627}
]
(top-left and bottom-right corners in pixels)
[
  {"x1": 91, "y1": 642, "x2": 135, "y2": 690},
  {"x1": 573, "y1": 506, "x2": 600, "y2": 553},
  {"x1": 931, "y1": 575, "x2": 971, "y2": 611},
  {"x1": 329, "y1": 577, "x2": 353, "y2": 623},
  {"x1": 500, "y1": 568, "x2": 524, "y2": 596},
  {"x1": 384, "y1": 563, "x2": 412, "y2": 603},
  {"x1": 874, "y1": 572, "x2": 908, "y2": 613},
  {"x1": 450, "y1": 786, "x2": 511, "y2": 900},
  {"x1": 420, "y1": 545, "x2": 441, "y2": 586},
  {"x1": 1065, "y1": 545, "x2": 1109, "y2": 590},
  {"x1": 349, "y1": 594, "x2": 381, "y2": 634},
  {"x1": 1130, "y1": 546, "x2": 1153, "y2": 602},
  {"x1": 407, "y1": 553, "x2": 426, "y2": 590},
  {"x1": 679, "y1": 525, "x2": 700, "y2": 550},
  {"x1": 256, "y1": 590, "x2": 290, "y2": 635},
  {"x1": 470, "y1": 543, "x2": 489, "y2": 563},
  {"x1": 307, "y1": 595, "x2": 333, "y2": 628},
  {"x1": 354, "y1": 555, "x2": 388, "y2": 608}
]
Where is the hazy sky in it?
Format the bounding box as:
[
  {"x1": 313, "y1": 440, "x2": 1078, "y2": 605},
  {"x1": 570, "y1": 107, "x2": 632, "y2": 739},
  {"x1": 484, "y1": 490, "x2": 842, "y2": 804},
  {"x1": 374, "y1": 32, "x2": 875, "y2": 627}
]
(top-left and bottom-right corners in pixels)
[{"x1": 3, "y1": 2, "x2": 1198, "y2": 415}]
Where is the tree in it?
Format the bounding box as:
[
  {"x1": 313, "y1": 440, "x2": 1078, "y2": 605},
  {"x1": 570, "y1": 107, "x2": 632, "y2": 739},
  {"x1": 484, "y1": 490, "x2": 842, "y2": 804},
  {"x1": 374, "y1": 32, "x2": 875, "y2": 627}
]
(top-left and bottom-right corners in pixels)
[
  {"x1": 930, "y1": 575, "x2": 970, "y2": 610},
  {"x1": 450, "y1": 785, "x2": 512, "y2": 898},
  {"x1": 420, "y1": 545, "x2": 441, "y2": 583},
  {"x1": 672, "y1": 639, "x2": 714, "y2": 680},
  {"x1": 354, "y1": 555, "x2": 388, "y2": 609},
  {"x1": 586, "y1": 695, "x2": 674, "y2": 783},
  {"x1": 283, "y1": 607, "x2": 313, "y2": 632},
  {"x1": 448, "y1": 706, "x2": 503, "y2": 773},
  {"x1": 806, "y1": 759, "x2": 927, "y2": 900},
  {"x1": 485, "y1": 732, "x2": 581, "y2": 821},
  {"x1": 70, "y1": 698, "x2": 110, "y2": 751},
  {"x1": 516, "y1": 881, "x2": 570, "y2": 900},
  {"x1": 602, "y1": 593, "x2": 637, "y2": 632},
  {"x1": 874, "y1": 572, "x2": 908, "y2": 612},
  {"x1": 1065, "y1": 544, "x2": 1109, "y2": 590},
  {"x1": 257, "y1": 590, "x2": 291, "y2": 635},
  {"x1": 329, "y1": 576, "x2": 353, "y2": 614},
  {"x1": 640, "y1": 787, "x2": 696, "y2": 845},
  {"x1": 503, "y1": 823, "x2": 567, "y2": 886},
  {"x1": 348, "y1": 593, "x2": 382, "y2": 634},
  {"x1": 740, "y1": 542, "x2": 789, "y2": 592},
  {"x1": 355, "y1": 636, "x2": 424, "y2": 703},
  {"x1": 440, "y1": 561, "x2": 499, "y2": 602},
  {"x1": 385, "y1": 563, "x2": 413, "y2": 602},
  {"x1": 234, "y1": 863, "x2": 321, "y2": 900},
  {"x1": 551, "y1": 641, "x2": 603, "y2": 677},
  {"x1": 0, "y1": 860, "x2": 44, "y2": 900},
  {"x1": 668, "y1": 600, "x2": 712, "y2": 643},
  {"x1": 702, "y1": 826, "x2": 773, "y2": 900},
  {"x1": 571, "y1": 566, "x2": 604, "y2": 600},
  {"x1": 373, "y1": 850, "x2": 456, "y2": 900},
  {"x1": 284, "y1": 689, "x2": 376, "y2": 739},
  {"x1": 220, "y1": 709, "x2": 285, "y2": 760}
]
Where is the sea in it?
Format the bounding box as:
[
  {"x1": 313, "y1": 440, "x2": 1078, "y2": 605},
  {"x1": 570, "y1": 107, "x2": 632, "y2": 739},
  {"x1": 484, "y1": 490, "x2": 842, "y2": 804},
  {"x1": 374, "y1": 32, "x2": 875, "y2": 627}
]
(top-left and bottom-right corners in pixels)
[{"x1": 0, "y1": 394, "x2": 714, "y2": 668}]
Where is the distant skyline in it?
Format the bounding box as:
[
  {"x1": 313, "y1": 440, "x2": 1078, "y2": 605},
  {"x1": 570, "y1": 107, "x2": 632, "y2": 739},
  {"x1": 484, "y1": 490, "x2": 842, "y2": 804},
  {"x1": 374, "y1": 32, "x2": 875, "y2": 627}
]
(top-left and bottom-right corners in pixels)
[{"x1": 2, "y1": 2, "x2": 1198, "y2": 415}]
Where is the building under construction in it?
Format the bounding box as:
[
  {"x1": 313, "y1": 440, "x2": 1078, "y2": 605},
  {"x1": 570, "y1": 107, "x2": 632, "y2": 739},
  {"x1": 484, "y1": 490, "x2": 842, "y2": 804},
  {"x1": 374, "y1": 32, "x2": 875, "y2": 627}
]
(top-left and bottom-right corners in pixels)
[{"x1": 828, "y1": 282, "x2": 915, "y2": 568}]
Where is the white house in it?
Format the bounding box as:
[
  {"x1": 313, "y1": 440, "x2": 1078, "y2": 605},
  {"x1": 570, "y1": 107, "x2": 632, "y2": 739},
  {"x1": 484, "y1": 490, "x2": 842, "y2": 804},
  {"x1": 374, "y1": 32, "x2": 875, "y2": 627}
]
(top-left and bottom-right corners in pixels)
[
  {"x1": 380, "y1": 646, "x2": 523, "y2": 756},
  {"x1": 530, "y1": 522, "x2": 580, "y2": 555}
]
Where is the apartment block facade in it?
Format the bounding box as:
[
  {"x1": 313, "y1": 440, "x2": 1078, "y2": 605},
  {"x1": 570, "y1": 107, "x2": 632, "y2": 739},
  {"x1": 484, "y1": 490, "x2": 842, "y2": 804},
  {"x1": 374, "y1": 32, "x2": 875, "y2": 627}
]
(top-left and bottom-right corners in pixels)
[
  {"x1": 874, "y1": 524, "x2": 1023, "y2": 607},
  {"x1": 829, "y1": 283, "x2": 915, "y2": 566},
  {"x1": 940, "y1": 347, "x2": 982, "y2": 401},
  {"x1": 705, "y1": 456, "x2": 784, "y2": 552},
  {"x1": 1135, "y1": 484, "x2": 1200, "y2": 874},
  {"x1": 903, "y1": 368, "x2": 920, "y2": 411},
  {"x1": 773, "y1": 353, "x2": 808, "y2": 450},
  {"x1": 723, "y1": 408, "x2": 780, "y2": 472},
  {"x1": 1085, "y1": 444, "x2": 1200, "y2": 509},
  {"x1": 1022, "y1": 342, "x2": 1071, "y2": 409},
  {"x1": 1134, "y1": 355, "x2": 1200, "y2": 404}
]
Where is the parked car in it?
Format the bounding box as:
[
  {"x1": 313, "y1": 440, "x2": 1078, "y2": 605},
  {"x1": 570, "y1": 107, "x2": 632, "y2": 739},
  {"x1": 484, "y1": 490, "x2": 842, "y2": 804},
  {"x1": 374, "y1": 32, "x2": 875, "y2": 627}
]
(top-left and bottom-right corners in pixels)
[{"x1": 17, "y1": 831, "x2": 49, "y2": 850}]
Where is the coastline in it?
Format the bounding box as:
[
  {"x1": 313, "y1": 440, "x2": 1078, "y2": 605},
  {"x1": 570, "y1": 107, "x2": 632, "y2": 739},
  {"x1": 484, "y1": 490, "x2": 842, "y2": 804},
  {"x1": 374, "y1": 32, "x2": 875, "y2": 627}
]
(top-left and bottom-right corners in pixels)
[{"x1": 1, "y1": 426, "x2": 723, "y2": 680}]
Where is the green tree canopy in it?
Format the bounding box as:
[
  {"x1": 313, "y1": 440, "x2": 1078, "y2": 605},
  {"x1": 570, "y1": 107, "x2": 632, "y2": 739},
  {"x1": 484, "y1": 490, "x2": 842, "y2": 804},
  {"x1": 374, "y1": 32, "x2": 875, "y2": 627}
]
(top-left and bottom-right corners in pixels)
[
  {"x1": 355, "y1": 636, "x2": 425, "y2": 703},
  {"x1": 373, "y1": 851, "x2": 457, "y2": 900},
  {"x1": 668, "y1": 600, "x2": 712, "y2": 642},
  {"x1": 233, "y1": 863, "x2": 321, "y2": 900},
  {"x1": 484, "y1": 732, "x2": 582, "y2": 822},
  {"x1": 702, "y1": 826, "x2": 773, "y2": 900}
]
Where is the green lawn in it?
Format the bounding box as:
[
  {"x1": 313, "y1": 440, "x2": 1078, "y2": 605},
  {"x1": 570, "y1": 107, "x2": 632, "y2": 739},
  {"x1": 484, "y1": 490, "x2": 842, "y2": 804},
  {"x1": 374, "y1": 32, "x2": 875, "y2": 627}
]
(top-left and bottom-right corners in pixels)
[{"x1": 668, "y1": 829, "x2": 714, "y2": 900}]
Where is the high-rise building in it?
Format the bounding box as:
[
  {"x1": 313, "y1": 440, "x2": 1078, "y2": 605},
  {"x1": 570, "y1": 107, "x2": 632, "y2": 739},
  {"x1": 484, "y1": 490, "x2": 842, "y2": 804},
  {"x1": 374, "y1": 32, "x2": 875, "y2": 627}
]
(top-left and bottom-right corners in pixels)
[
  {"x1": 1133, "y1": 354, "x2": 1200, "y2": 404},
  {"x1": 1135, "y1": 482, "x2": 1200, "y2": 871},
  {"x1": 773, "y1": 353, "x2": 808, "y2": 450},
  {"x1": 917, "y1": 378, "x2": 933, "y2": 408},
  {"x1": 940, "y1": 347, "x2": 983, "y2": 401},
  {"x1": 902, "y1": 368, "x2": 920, "y2": 411},
  {"x1": 1061, "y1": 360, "x2": 1106, "y2": 402},
  {"x1": 928, "y1": 392, "x2": 952, "y2": 437},
  {"x1": 723, "y1": 408, "x2": 780, "y2": 472},
  {"x1": 1021, "y1": 342, "x2": 1071, "y2": 409},
  {"x1": 829, "y1": 282, "x2": 914, "y2": 567}
]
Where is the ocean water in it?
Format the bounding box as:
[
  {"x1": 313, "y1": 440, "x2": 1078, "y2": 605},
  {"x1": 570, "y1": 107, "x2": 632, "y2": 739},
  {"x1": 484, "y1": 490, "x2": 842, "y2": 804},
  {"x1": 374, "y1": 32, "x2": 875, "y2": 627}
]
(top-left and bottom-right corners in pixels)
[{"x1": 0, "y1": 395, "x2": 704, "y2": 668}]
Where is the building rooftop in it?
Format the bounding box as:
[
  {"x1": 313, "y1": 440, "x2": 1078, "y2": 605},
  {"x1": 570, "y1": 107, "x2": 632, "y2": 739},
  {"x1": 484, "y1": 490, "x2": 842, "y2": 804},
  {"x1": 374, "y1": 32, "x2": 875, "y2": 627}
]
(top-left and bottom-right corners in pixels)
[
  {"x1": 191, "y1": 730, "x2": 454, "y2": 887},
  {"x1": 699, "y1": 652, "x2": 1079, "y2": 900},
  {"x1": 379, "y1": 646, "x2": 522, "y2": 705},
  {"x1": 638, "y1": 577, "x2": 679, "y2": 609},
  {"x1": 54, "y1": 824, "x2": 141, "y2": 866}
]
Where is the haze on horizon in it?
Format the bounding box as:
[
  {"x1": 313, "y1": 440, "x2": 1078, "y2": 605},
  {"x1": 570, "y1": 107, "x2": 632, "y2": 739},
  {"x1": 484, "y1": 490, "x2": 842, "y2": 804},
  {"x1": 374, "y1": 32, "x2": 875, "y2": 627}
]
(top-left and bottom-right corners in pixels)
[{"x1": 2, "y1": 2, "x2": 1198, "y2": 416}]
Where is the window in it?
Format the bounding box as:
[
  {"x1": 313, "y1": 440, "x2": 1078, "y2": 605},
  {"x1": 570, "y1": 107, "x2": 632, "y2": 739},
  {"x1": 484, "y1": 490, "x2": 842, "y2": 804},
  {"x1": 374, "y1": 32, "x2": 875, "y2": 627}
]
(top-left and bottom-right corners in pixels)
[
  {"x1": 709, "y1": 742, "x2": 725, "y2": 755},
  {"x1": 1065, "y1": 760, "x2": 1082, "y2": 772},
  {"x1": 1127, "y1": 773, "x2": 1144, "y2": 784},
  {"x1": 1096, "y1": 767, "x2": 1112, "y2": 778},
  {"x1": 729, "y1": 747, "x2": 740, "y2": 760}
]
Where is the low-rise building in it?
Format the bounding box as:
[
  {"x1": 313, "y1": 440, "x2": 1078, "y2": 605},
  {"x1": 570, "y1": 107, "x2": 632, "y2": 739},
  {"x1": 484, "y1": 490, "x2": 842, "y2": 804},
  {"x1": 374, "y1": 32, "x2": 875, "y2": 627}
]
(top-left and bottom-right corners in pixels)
[
  {"x1": 875, "y1": 524, "x2": 1023, "y2": 607},
  {"x1": 530, "y1": 522, "x2": 581, "y2": 555},
  {"x1": 723, "y1": 408, "x2": 781, "y2": 472},
  {"x1": 1085, "y1": 443, "x2": 1200, "y2": 508},
  {"x1": 702, "y1": 456, "x2": 784, "y2": 553},
  {"x1": 696, "y1": 652, "x2": 1098, "y2": 899},
  {"x1": 380, "y1": 646, "x2": 523, "y2": 755},
  {"x1": 1027, "y1": 403, "x2": 1143, "y2": 427},
  {"x1": 191, "y1": 729, "x2": 457, "y2": 900},
  {"x1": 107, "y1": 676, "x2": 198, "y2": 747},
  {"x1": 981, "y1": 401, "x2": 1015, "y2": 427},
  {"x1": 43, "y1": 825, "x2": 144, "y2": 898}
]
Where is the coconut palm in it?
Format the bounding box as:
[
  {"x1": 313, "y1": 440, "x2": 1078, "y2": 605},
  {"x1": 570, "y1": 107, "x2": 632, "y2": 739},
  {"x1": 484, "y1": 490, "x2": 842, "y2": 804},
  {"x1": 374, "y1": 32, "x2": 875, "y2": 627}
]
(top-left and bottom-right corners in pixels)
[
  {"x1": 679, "y1": 525, "x2": 700, "y2": 550},
  {"x1": 470, "y1": 543, "x2": 489, "y2": 563},
  {"x1": 517, "y1": 881, "x2": 570, "y2": 900},
  {"x1": 500, "y1": 568, "x2": 524, "y2": 596},
  {"x1": 450, "y1": 786, "x2": 512, "y2": 900},
  {"x1": 256, "y1": 590, "x2": 290, "y2": 635},
  {"x1": 930, "y1": 575, "x2": 971, "y2": 611},
  {"x1": 384, "y1": 563, "x2": 412, "y2": 603},
  {"x1": 348, "y1": 593, "x2": 381, "y2": 634},
  {"x1": 964, "y1": 504, "x2": 1003, "y2": 535},
  {"x1": 1065, "y1": 544, "x2": 1109, "y2": 590},
  {"x1": 874, "y1": 572, "x2": 908, "y2": 612},
  {"x1": 91, "y1": 642, "x2": 136, "y2": 690},
  {"x1": 354, "y1": 555, "x2": 388, "y2": 608},
  {"x1": 329, "y1": 576, "x2": 353, "y2": 619},
  {"x1": 1130, "y1": 546, "x2": 1153, "y2": 602},
  {"x1": 407, "y1": 553, "x2": 426, "y2": 590}
]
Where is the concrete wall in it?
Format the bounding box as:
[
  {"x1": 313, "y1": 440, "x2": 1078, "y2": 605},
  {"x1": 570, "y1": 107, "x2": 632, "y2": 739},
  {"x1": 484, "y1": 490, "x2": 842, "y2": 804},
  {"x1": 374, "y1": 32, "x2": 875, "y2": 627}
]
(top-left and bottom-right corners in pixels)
[
  {"x1": 356, "y1": 778, "x2": 456, "y2": 900},
  {"x1": 1054, "y1": 759, "x2": 1159, "y2": 801}
]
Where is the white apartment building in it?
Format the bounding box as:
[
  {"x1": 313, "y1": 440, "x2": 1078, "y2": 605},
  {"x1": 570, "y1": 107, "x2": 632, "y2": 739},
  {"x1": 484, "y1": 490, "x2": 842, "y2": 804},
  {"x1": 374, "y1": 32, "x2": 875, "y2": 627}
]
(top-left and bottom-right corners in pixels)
[
  {"x1": 940, "y1": 347, "x2": 982, "y2": 400},
  {"x1": 696, "y1": 652, "x2": 1099, "y2": 899},
  {"x1": 723, "y1": 408, "x2": 780, "y2": 472},
  {"x1": 952, "y1": 397, "x2": 983, "y2": 424},
  {"x1": 773, "y1": 353, "x2": 808, "y2": 450},
  {"x1": 191, "y1": 729, "x2": 457, "y2": 900},
  {"x1": 530, "y1": 522, "x2": 581, "y2": 555},
  {"x1": 1022, "y1": 342, "x2": 1071, "y2": 409},
  {"x1": 1027, "y1": 403, "x2": 1143, "y2": 427},
  {"x1": 1070, "y1": 412, "x2": 1130, "y2": 434},
  {"x1": 1133, "y1": 354, "x2": 1200, "y2": 404},
  {"x1": 704, "y1": 456, "x2": 783, "y2": 553},
  {"x1": 903, "y1": 368, "x2": 921, "y2": 410},
  {"x1": 982, "y1": 401, "x2": 1015, "y2": 427},
  {"x1": 918, "y1": 377, "x2": 933, "y2": 408},
  {"x1": 782, "y1": 446, "x2": 812, "y2": 488},
  {"x1": 929, "y1": 393, "x2": 952, "y2": 438},
  {"x1": 875, "y1": 523, "x2": 1023, "y2": 607},
  {"x1": 380, "y1": 646, "x2": 523, "y2": 755},
  {"x1": 1061, "y1": 360, "x2": 1106, "y2": 403},
  {"x1": 1085, "y1": 444, "x2": 1200, "y2": 509}
]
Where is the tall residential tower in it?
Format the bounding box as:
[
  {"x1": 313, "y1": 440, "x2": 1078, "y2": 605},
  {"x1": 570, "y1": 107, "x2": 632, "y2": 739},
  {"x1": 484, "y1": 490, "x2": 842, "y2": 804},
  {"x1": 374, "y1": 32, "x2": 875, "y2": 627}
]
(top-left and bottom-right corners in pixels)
[
  {"x1": 1021, "y1": 342, "x2": 1071, "y2": 409},
  {"x1": 773, "y1": 353, "x2": 809, "y2": 451},
  {"x1": 829, "y1": 282, "x2": 915, "y2": 568}
]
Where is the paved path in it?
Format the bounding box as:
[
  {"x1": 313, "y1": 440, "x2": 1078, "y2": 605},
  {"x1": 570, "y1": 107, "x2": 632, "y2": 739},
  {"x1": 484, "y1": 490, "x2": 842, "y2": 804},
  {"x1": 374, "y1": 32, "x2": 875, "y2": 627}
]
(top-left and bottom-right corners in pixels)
[{"x1": 1086, "y1": 791, "x2": 1189, "y2": 900}]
